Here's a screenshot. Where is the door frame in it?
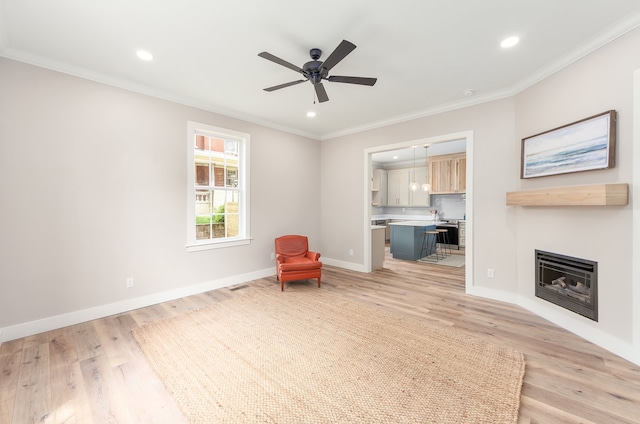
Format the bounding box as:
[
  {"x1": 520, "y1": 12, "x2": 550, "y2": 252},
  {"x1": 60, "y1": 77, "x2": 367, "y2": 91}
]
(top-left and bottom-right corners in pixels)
[{"x1": 363, "y1": 130, "x2": 474, "y2": 291}]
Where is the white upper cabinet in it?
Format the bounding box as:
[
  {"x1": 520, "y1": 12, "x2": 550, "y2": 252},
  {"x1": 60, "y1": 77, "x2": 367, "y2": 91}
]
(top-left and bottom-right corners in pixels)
[
  {"x1": 372, "y1": 169, "x2": 388, "y2": 206},
  {"x1": 385, "y1": 168, "x2": 430, "y2": 207},
  {"x1": 410, "y1": 169, "x2": 431, "y2": 206},
  {"x1": 387, "y1": 169, "x2": 410, "y2": 206}
]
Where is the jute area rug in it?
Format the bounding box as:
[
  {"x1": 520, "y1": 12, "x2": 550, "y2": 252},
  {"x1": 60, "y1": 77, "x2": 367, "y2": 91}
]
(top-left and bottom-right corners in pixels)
[{"x1": 133, "y1": 286, "x2": 525, "y2": 423}]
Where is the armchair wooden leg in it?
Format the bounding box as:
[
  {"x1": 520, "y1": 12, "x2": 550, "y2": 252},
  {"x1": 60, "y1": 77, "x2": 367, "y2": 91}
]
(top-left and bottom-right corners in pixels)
[
  {"x1": 281, "y1": 280, "x2": 284, "y2": 291},
  {"x1": 318, "y1": 277, "x2": 321, "y2": 288}
]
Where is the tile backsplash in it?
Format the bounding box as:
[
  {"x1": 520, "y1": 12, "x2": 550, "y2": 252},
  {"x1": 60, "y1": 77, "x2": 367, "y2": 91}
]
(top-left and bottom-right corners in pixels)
[
  {"x1": 430, "y1": 194, "x2": 466, "y2": 220},
  {"x1": 374, "y1": 193, "x2": 466, "y2": 220}
]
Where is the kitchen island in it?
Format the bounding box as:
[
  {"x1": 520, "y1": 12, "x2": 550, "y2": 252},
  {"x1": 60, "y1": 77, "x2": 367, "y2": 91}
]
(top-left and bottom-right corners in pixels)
[
  {"x1": 389, "y1": 220, "x2": 444, "y2": 260},
  {"x1": 371, "y1": 225, "x2": 386, "y2": 270}
]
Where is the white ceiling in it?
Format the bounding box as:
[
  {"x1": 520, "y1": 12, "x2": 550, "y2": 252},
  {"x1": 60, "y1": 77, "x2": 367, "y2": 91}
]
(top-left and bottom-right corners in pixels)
[
  {"x1": 372, "y1": 139, "x2": 466, "y2": 166},
  {"x1": 1, "y1": 1, "x2": 639, "y2": 140}
]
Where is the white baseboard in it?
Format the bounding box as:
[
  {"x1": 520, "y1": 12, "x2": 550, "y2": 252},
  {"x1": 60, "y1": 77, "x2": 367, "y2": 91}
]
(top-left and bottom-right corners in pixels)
[
  {"x1": 4, "y1": 266, "x2": 638, "y2": 367},
  {"x1": 467, "y1": 284, "x2": 638, "y2": 366},
  {"x1": 0, "y1": 268, "x2": 275, "y2": 344},
  {"x1": 321, "y1": 257, "x2": 367, "y2": 272},
  {"x1": 516, "y1": 295, "x2": 637, "y2": 365},
  {"x1": 467, "y1": 285, "x2": 519, "y2": 304}
]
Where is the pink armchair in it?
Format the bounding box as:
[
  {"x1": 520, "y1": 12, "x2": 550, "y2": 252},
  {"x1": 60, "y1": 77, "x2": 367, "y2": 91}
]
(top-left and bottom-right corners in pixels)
[{"x1": 274, "y1": 235, "x2": 322, "y2": 291}]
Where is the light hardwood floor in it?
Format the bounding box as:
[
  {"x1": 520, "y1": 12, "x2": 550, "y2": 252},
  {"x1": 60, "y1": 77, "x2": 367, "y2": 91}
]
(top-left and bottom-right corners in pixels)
[{"x1": 1, "y1": 251, "x2": 640, "y2": 423}]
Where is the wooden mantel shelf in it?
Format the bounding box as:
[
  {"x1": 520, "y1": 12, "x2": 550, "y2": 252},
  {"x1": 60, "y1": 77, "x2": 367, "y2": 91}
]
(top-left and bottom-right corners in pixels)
[{"x1": 506, "y1": 183, "x2": 628, "y2": 206}]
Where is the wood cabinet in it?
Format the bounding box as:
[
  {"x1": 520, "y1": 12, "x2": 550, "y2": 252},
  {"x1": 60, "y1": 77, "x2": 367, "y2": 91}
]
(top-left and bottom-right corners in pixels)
[
  {"x1": 371, "y1": 169, "x2": 387, "y2": 206},
  {"x1": 428, "y1": 153, "x2": 466, "y2": 194}
]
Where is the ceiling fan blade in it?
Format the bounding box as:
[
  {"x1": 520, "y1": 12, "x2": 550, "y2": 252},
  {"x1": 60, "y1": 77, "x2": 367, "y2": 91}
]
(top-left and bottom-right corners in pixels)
[
  {"x1": 263, "y1": 80, "x2": 307, "y2": 92},
  {"x1": 258, "y1": 52, "x2": 305, "y2": 75},
  {"x1": 321, "y1": 40, "x2": 356, "y2": 72},
  {"x1": 315, "y1": 83, "x2": 329, "y2": 103},
  {"x1": 327, "y1": 76, "x2": 377, "y2": 86}
]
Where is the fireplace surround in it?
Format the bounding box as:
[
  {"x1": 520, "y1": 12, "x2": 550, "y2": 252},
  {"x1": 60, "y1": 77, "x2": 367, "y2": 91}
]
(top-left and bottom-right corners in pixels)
[{"x1": 535, "y1": 250, "x2": 598, "y2": 321}]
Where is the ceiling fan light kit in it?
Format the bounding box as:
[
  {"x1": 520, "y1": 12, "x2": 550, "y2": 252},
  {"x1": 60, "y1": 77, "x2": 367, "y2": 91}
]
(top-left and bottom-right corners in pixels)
[{"x1": 258, "y1": 40, "x2": 377, "y2": 103}]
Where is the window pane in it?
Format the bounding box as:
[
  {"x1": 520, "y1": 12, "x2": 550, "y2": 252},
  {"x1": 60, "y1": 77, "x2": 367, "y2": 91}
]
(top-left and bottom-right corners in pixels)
[
  {"x1": 194, "y1": 134, "x2": 207, "y2": 152},
  {"x1": 226, "y1": 213, "x2": 239, "y2": 237},
  {"x1": 195, "y1": 164, "x2": 209, "y2": 186},
  {"x1": 225, "y1": 139, "x2": 238, "y2": 155},
  {"x1": 225, "y1": 192, "x2": 239, "y2": 237},
  {"x1": 226, "y1": 168, "x2": 238, "y2": 187},
  {"x1": 195, "y1": 189, "x2": 211, "y2": 240},
  {"x1": 213, "y1": 165, "x2": 224, "y2": 186},
  {"x1": 211, "y1": 212, "x2": 226, "y2": 239}
]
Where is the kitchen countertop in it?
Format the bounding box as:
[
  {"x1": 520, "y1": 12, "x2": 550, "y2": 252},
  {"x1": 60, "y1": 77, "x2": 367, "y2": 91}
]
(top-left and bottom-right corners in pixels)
[
  {"x1": 371, "y1": 225, "x2": 386, "y2": 230},
  {"x1": 371, "y1": 214, "x2": 433, "y2": 221},
  {"x1": 371, "y1": 214, "x2": 465, "y2": 222},
  {"x1": 389, "y1": 220, "x2": 447, "y2": 226}
]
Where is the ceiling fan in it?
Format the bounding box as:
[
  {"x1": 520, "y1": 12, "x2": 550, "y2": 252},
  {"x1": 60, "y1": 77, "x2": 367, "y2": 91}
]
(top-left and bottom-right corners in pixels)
[{"x1": 258, "y1": 39, "x2": 377, "y2": 103}]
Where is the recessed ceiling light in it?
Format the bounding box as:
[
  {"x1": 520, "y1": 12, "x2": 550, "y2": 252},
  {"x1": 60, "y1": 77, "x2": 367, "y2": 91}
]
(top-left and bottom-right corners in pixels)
[
  {"x1": 500, "y1": 36, "x2": 519, "y2": 48},
  {"x1": 306, "y1": 111, "x2": 316, "y2": 118},
  {"x1": 136, "y1": 50, "x2": 154, "y2": 61},
  {"x1": 393, "y1": 155, "x2": 399, "y2": 160},
  {"x1": 463, "y1": 89, "x2": 475, "y2": 96}
]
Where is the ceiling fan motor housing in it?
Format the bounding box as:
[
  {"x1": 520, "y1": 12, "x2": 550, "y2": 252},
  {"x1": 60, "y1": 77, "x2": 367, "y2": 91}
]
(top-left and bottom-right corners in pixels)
[{"x1": 303, "y1": 59, "x2": 327, "y2": 85}]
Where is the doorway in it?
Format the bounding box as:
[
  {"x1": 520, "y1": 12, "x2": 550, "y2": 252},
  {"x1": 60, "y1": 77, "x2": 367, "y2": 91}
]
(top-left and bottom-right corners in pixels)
[{"x1": 363, "y1": 130, "x2": 474, "y2": 292}]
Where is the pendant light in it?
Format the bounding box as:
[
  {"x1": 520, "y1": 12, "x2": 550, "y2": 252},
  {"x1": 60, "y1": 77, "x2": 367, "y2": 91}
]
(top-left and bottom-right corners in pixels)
[
  {"x1": 421, "y1": 145, "x2": 431, "y2": 192},
  {"x1": 409, "y1": 147, "x2": 420, "y2": 191}
]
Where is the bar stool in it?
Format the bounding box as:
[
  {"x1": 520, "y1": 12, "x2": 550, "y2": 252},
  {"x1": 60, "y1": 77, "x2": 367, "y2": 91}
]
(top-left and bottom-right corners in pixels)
[
  {"x1": 435, "y1": 229, "x2": 451, "y2": 257},
  {"x1": 420, "y1": 230, "x2": 444, "y2": 262}
]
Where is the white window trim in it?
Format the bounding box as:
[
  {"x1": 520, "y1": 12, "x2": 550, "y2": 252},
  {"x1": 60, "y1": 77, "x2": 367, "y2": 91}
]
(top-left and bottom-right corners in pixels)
[{"x1": 186, "y1": 121, "x2": 251, "y2": 252}]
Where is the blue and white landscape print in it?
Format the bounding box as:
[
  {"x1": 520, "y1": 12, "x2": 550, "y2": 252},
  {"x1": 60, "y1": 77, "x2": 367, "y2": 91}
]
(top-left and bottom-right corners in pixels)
[{"x1": 522, "y1": 113, "x2": 612, "y2": 178}]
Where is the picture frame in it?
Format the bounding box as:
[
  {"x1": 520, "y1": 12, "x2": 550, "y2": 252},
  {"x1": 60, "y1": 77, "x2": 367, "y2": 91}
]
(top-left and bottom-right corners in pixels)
[{"x1": 521, "y1": 110, "x2": 616, "y2": 179}]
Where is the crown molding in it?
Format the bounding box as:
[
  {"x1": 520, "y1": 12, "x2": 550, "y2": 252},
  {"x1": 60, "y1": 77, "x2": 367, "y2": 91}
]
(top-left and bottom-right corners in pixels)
[{"x1": 2, "y1": 11, "x2": 638, "y2": 142}]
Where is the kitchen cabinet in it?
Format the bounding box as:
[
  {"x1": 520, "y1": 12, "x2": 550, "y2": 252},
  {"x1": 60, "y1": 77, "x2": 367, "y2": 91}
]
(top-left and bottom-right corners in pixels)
[
  {"x1": 371, "y1": 226, "x2": 386, "y2": 270},
  {"x1": 459, "y1": 221, "x2": 466, "y2": 247},
  {"x1": 386, "y1": 169, "x2": 410, "y2": 206},
  {"x1": 428, "y1": 153, "x2": 466, "y2": 194},
  {"x1": 411, "y1": 169, "x2": 431, "y2": 206},
  {"x1": 386, "y1": 168, "x2": 431, "y2": 206},
  {"x1": 389, "y1": 221, "x2": 437, "y2": 260},
  {"x1": 371, "y1": 169, "x2": 387, "y2": 206}
]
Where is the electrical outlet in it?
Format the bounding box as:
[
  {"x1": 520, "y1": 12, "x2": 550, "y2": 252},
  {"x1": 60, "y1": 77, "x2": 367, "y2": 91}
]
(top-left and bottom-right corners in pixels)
[
  {"x1": 126, "y1": 277, "x2": 134, "y2": 288},
  {"x1": 349, "y1": 249, "x2": 354, "y2": 256},
  {"x1": 487, "y1": 268, "x2": 495, "y2": 278},
  {"x1": 271, "y1": 252, "x2": 275, "y2": 260}
]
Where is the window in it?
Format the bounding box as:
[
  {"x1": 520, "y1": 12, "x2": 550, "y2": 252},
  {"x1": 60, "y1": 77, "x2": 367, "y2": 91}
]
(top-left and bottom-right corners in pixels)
[{"x1": 186, "y1": 121, "x2": 250, "y2": 251}]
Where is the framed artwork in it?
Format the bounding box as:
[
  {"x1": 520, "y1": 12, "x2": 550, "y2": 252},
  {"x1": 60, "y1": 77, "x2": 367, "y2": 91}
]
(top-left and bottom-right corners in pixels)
[{"x1": 521, "y1": 110, "x2": 616, "y2": 179}]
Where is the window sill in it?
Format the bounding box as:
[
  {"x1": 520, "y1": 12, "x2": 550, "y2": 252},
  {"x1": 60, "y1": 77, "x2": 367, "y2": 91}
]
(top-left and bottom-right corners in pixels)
[{"x1": 186, "y1": 237, "x2": 251, "y2": 252}]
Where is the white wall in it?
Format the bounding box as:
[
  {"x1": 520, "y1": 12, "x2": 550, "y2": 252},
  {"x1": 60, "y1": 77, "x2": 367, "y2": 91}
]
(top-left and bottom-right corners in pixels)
[
  {"x1": 2, "y1": 25, "x2": 639, "y2": 364},
  {"x1": 320, "y1": 27, "x2": 640, "y2": 362},
  {"x1": 512, "y1": 27, "x2": 640, "y2": 353},
  {"x1": 0, "y1": 58, "x2": 321, "y2": 339},
  {"x1": 321, "y1": 98, "x2": 518, "y2": 291}
]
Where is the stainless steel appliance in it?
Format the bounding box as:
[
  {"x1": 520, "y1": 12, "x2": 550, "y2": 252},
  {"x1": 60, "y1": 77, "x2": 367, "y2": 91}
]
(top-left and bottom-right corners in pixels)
[{"x1": 436, "y1": 220, "x2": 460, "y2": 250}]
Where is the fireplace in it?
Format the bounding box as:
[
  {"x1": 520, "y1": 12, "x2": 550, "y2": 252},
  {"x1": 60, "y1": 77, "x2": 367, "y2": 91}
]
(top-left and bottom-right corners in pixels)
[{"x1": 535, "y1": 250, "x2": 598, "y2": 321}]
